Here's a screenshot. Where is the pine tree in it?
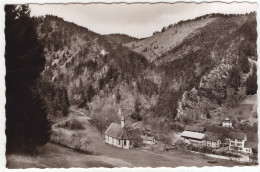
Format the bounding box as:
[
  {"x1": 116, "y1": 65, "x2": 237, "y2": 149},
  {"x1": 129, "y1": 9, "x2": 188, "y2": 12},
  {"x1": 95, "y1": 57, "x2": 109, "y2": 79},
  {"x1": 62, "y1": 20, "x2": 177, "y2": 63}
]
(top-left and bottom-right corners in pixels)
[
  {"x1": 61, "y1": 88, "x2": 70, "y2": 116},
  {"x1": 87, "y1": 84, "x2": 95, "y2": 102},
  {"x1": 5, "y1": 5, "x2": 51, "y2": 154},
  {"x1": 229, "y1": 67, "x2": 241, "y2": 94},
  {"x1": 115, "y1": 88, "x2": 121, "y2": 103},
  {"x1": 239, "y1": 55, "x2": 250, "y2": 74},
  {"x1": 246, "y1": 64, "x2": 257, "y2": 95}
]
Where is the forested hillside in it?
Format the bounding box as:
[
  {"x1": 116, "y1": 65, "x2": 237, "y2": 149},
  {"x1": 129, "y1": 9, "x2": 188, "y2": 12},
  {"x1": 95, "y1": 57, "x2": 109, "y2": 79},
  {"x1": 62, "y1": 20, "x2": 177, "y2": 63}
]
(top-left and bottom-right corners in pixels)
[
  {"x1": 126, "y1": 12, "x2": 257, "y2": 126},
  {"x1": 34, "y1": 12, "x2": 257, "y2": 139},
  {"x1": 34, "y1": 15, "x2": 156, "y2": 129},
  {"x1": 104, "y1": 33, "x2": 140, "y2": 44}
]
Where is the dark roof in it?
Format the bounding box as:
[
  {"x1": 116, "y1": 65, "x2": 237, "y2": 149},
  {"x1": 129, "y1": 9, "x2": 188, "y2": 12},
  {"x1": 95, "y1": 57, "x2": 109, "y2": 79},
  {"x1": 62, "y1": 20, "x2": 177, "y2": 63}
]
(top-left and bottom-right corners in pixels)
[
  {"x1": 244, "y1": 141, "x2": 258, "y2": 149},
  {"x1": 223, "y1": 117, "x2": 231, "y2": 121},
  {"x1": 129, "y1": 128, "x2": 142, "y2": 140},
  {"x1": 185, "y1": 125, "x2": 205, "y2": 133},
  {"x1": 205, "y1": 132, "x2": 223, "y2": 138},
  {"x1": 203, "y1": 134, "x2": 220, "y2": 142},
  {"x1": 105, "y1": 123, "x2": 132, "y2": 140},
  {"x1": 229, "y1": 132, "x2": 246, "y2": 140}
]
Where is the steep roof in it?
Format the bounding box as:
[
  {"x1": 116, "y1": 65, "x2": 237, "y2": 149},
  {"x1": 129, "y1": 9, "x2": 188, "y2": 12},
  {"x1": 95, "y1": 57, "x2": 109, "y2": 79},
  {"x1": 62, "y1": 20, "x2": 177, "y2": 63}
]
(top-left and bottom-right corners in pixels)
[
  {"x1": 105, "y1": 123, "x2": 133, "y2": 140},
  {"x1": 181, "y1": 131, "x2": 205, "y2": 140},
  {"x1": 223, "y1": 117, "x2": 232, "y2": 122},
  {"x1": 205, "y1": 131, "x2": 223, "y2": 138},
  {"x1": 229, "y1": 132, "x2": 246, "y2": 140},
  {"x1": 129, "y1": 128, "x2": 142, "y2": 140},
  {"x1": 224, "y1": 117, "x2": 230, "y2": 121},
  {"x1": 184, "y1": 125, "x2": 205, "y2": 133},
  {"x1": 203, "y1": 134, "x2": 220, "y2": 142},
  {"x1": 244, "y1": 141, "x2": 258, "y2": 149}
]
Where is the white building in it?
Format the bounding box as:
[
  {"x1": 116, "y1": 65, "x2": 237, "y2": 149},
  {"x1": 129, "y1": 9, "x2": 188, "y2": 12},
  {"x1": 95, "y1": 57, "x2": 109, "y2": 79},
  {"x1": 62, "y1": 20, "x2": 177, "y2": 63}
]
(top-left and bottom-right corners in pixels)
[
  {"x1": 222, "y1": 117, "x2": 232, "y2": 128},
  {"x1": 104, "y1": 117, "x2": 133, "y2": 149},
  {"x1": 228, "y1": 132, "x2": 247, "y2": 152},
  {"x1": 181, "y1": 131, "x2": 205, "y2": 146},
  {"x1": 202, "y1": 134, "x2": 221, "y2": 148},
  {"x1": 181, "y1": 126, "x2": 206, "y2": 146},
  {"x1": 243, "y1": 141, "x2": 258, "y2": 154},
  {"x1": 140, "y1": 135, "x2": 156, "y2": 145}
]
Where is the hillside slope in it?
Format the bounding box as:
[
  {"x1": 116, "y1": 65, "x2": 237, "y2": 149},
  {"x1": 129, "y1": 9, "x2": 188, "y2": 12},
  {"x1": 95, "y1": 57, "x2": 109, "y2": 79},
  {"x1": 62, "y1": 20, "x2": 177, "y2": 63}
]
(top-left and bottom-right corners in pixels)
[
  {"x1": 125, "y1": 13, "x2": 257, "y2": 125},
  {"x1": 35, "y1": 15, "x2": 157, "y2": 128},
  {"x1": 125, "y1": 16, "x2": 216, "y2": 63},
  {"x1": 35, "y1": 12, "x2": 257, "y2": 138},
  {"x1": 104, "y1": 33, "x2": 140, "y2": 44}
]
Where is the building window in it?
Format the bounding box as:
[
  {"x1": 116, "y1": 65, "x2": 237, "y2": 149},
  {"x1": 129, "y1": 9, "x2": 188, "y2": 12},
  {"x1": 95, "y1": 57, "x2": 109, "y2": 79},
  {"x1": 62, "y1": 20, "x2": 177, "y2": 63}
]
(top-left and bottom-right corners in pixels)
[
  {"x1": 124, "y1": 140, "x2": 126, "y2": 146},
  {"x1": 130, "y1": 140, "x2": 131, "y2": 145}
]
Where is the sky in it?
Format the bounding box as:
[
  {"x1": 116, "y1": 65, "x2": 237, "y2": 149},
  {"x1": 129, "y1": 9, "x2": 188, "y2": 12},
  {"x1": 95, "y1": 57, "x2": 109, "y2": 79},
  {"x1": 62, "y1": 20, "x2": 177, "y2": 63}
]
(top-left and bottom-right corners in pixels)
[{"x1": 30, "y1": 2, "x2": 258, "y2": 38}]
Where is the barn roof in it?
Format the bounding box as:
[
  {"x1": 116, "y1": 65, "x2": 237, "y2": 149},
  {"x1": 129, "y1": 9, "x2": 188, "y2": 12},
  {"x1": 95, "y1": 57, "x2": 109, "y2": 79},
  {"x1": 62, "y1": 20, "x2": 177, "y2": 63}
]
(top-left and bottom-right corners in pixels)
[
  {"x1": 203, "y1": 134, "x2": 220, "y2": 142},
  {"x1": 181, "y1": 131, "x2": 205, "y2": 140},
  {"x1": 244, "y1": 141, "x2": 258, "y2": 149},
  {"x1": 184, "y1": 125, "x2": 205, "y2": 133},
  {"x1": 129, "y1": 128, "x2": 142, "y2": 140},
  {"x1": 105, "y1": 123, "x2": 133, "y2": 140},
  {"x1": 229, "y1": 132, "x2": 246, "y2": 140},
  {"x1": 205, "y1": 132, "x2": 223, "y2": 138}
]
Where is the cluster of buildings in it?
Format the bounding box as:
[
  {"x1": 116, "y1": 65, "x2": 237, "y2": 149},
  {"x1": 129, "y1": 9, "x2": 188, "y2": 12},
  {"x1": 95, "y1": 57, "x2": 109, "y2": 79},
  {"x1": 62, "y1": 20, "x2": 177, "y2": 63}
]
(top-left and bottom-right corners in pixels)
[
  {"x1": 104, "y1": 117, "x2": 156, "y2": 149},
  {"x1": 180, "y1": 124, "x2": 257, "y2": 154},
  {"x1": 181, "y1": 126, "x2": 222, "y2": 149},
  {"x1": 104, "y1": 116, "x2": 257, "y2": 156}
]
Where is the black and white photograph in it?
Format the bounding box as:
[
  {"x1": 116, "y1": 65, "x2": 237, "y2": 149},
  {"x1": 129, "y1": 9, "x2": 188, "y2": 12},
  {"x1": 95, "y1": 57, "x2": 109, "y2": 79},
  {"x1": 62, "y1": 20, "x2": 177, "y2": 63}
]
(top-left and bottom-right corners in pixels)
[{"x1": 2, "y1": 0, "x2": 259, "y2": 169}]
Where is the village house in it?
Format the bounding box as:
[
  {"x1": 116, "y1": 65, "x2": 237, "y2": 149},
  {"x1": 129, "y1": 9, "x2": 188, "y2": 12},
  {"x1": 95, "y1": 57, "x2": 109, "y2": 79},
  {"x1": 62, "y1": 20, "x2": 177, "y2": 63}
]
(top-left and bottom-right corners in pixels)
[
  {"x1": 222, "y1": 117, "x2": 232, "y2": 128},
  {"x1": 181, "y1": 130, "x2": 205, "y2": 146},
  {"x1": 140, "y1": 135, "x2": 156, "y2": 145},
  {"x1": 181, "y1": 126, "x2": 206, "y2": 146},
  {"x1": 243, "y1": 141, "x2": 258, "y2": 154},
  {"x1": 128, "y1": 128, "x2": 143, "y2": 146},
  {"x1": 104, "y1": 117, "x2": 133, "y2": 149},
  {"x1": 202, "y1": 134, "x2": 221, "y2": 148},
  {"x1": 129, "y1": 126, "x2": 156, "y2": 145},
  {"x1": 228, "y1": 132, "x2": 247, "y2": 152}
]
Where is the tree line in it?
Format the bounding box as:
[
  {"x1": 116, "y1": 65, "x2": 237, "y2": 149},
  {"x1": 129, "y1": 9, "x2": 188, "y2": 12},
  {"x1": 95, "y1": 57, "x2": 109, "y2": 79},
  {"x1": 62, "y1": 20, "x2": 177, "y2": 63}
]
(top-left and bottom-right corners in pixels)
[{"x1": 5, "y1": 5, "x2": 51, "y2": 154}]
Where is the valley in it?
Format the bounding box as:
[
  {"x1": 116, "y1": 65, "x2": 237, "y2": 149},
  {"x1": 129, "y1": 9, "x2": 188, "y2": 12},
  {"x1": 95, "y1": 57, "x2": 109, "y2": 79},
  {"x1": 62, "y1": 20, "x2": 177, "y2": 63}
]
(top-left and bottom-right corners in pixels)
[
  {"x1": 7, "y1": 108, "x2": 243, "y2": 168},
  {"x1": 5, "y1": 4, "x2": 258, "y2": 168}
]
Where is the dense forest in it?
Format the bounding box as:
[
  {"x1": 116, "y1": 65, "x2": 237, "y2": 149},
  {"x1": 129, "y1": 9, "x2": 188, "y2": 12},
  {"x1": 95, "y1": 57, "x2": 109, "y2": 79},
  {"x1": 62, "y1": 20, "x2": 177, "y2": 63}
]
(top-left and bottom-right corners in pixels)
[{"x1": 5, "y1": 5, "x2": 51, "y2": 154}]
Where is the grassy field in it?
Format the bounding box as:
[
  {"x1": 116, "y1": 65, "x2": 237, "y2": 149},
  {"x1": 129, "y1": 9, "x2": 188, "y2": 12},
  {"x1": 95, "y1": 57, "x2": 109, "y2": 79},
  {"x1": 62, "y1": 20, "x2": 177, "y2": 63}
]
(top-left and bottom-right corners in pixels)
[
  {"x1": 6, "y1": 142, "x2": 128, "y2": 168},
  {"x1": 7, "y1": 106, "x2": 249, "y2": 168},
  {"x1": 7, "y1": 140, "x2": 243, "y2": 168}
]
